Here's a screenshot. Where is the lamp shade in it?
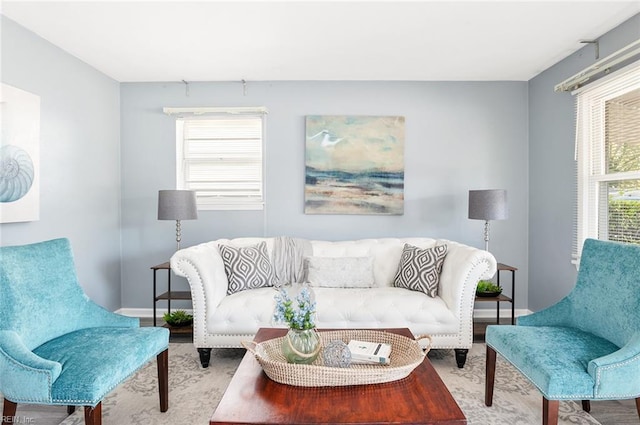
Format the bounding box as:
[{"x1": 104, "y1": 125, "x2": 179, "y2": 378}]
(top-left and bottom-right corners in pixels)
[
  {"x1": 157, "y1": 190, "x2": 198, "y2": 221},
  {"x1": 468, "y1": 189, "x2": 508, "y2": 221}
]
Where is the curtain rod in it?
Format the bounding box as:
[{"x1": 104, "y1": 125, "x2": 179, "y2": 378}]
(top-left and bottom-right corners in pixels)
[
  {"x1": 555, "y1": 39, "x2": 640, "y2": 92},
  {"x1": 163, "y1": 106, "x2": 268, "y2": 116}
]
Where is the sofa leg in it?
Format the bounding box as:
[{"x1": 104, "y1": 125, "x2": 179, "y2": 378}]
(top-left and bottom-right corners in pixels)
[
  {"x1": 84, "y1": 402, "x2": 102, "y2": 425},
  {"x1": 2, "y1": 399, "x2": 17, "y2": 425},
  {"x1": 454, "y1": 348, "x2": 468, "y2": 368},
  {"x1": 542, "y1": 398, "x2": 559, "y2": 425},
  {"x1": 485, "y1": 346, "x2": 496, "y2": 406},
  {"x1": 198, "y1": 348, "x2": 212, "y2": 368},
  {"x1": 581, "y1": 400, "x2": 591, "y2": 412},
  {"x1": 157, "y1": 349, "x2": 169, "y2": 412},
  {"x1": 67, "y1": 405, "x2": 76, "y2": 414},
  {"x1": 635, "y1": 398, "x2": 640, "y2": 420}
]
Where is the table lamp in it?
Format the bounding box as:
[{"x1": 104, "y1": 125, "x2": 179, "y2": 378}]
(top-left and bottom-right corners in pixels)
[
  {"x1": 468, "y1": 189, "x2": 508, "y2": 252},
  {"x1": 158, "y1": 190, "x2": 198, "y2": 250}
]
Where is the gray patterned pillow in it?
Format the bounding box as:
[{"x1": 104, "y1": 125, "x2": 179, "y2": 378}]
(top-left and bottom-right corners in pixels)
[
  {"x1": 219, "y1": 242, "x2": 275, "y2": 295},
  {"x1": 393, "y1": 244, "x2": 448, "y2": 297}
]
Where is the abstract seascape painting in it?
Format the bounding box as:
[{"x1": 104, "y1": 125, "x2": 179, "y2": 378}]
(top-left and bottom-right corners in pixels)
[{"x1": 305, "y1": 115, "x2": 404, "y2": 215}]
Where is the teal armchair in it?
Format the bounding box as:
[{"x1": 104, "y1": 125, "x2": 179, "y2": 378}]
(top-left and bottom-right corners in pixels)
[
  {"x1": 0, "y1": 238, "x2": 170, "y2": 425},
  {"x1": 485, "y1": 238, "x2": 640, "y2": 425}
]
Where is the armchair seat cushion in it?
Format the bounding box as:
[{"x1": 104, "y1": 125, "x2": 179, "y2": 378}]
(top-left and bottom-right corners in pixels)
[
  {"x1": 486, "y1": 325, "x2": 619, "y2": 399},
  {"x1": 33, "y1": 327, "x2": 168, "y2": 406}
]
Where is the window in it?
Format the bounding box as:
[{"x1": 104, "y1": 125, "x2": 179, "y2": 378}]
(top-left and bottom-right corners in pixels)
[
  {"x1": 166, "y1": 107, "x2": 267, "y2": 211},
  {"x1": 574, "y1": 62, "x2": 640, "y2": 263}
]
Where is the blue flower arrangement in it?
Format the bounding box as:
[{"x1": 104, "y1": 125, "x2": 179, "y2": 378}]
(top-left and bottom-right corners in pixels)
[{"x1": 273, "y1": 286, "x2": 316, "y2": 330}]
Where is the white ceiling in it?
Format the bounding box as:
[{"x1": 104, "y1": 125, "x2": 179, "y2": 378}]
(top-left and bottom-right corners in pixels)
[{"x1": 2, "y1": 1, "x2": 640, "y2": 83}]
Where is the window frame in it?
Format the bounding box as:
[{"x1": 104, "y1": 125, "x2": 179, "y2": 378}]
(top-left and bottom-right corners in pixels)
[
  {"x1": 574, "y1": 61, "x2": 640, "y2": 264},
  {"x1": 166, "y1": 107, "x2": 268, "y2": 211}
]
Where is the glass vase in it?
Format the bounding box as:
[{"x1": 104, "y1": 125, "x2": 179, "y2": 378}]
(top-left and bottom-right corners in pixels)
[{"x1": 282, "y1": 328, "x2": 321, "y2": 364}]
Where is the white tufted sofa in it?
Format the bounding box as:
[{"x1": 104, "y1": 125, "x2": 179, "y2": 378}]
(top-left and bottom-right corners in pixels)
[{"x1": 171, "y1": 237, "x2": 496, "y2": 368}]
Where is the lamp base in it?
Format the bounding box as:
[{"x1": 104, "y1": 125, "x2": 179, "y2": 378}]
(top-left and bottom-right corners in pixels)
[
  {"x1": 483, "y1": 220, "x2": 490, "y2": 252},
  {"x1": 175, "y1": 219, "x2": 182, "y2": 251}
]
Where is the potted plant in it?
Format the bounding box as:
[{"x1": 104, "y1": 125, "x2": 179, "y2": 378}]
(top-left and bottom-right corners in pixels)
[
  {"x1": 163, "y1": 310, "x2": 193, "y2": 327},
  {"x1": 476, "y1": 280, "x2": 503, "y2": 297}
]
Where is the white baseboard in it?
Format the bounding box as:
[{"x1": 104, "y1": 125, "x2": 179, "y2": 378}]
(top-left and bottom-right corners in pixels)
[
  {"x1": 116, "y1": 308, "x2": 194, "y2": 318},
  {"x1": 473, "y1": 308, "x2": 532, "y2": 320},
  {"x1": 118, "y1": 307, "x2": 532, "y2": 321}
]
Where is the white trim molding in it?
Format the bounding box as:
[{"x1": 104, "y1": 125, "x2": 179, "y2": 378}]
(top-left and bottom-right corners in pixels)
[{"x1": 116, "y1": 308, "x2": 194, "y2": 319}]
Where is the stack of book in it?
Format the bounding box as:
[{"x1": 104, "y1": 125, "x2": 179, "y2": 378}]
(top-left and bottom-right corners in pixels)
[{"x1": 347, "y1": 340, "x2": 392, "y2": 365}]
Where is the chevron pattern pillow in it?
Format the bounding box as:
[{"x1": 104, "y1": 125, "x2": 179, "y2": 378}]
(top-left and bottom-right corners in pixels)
[
  {"x1": 219, "y1": 242, "x2": 276, "y2": 295},
  {"x1": 393, "y1": 244, "x2": 448, "y2": 297}
]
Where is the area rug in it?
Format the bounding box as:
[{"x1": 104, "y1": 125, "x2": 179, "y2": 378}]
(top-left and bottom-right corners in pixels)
[{"x1": 1, "y1": 343, "x2": 603, "y2": 425}]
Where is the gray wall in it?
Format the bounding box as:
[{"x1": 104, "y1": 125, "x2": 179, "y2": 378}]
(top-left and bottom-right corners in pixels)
[
  {"x1": 528, "y1": 14, "x2": 640, "y2": 310},
  {"x1": 120, "y1": 81, "x2": 529, "y2": 310},
  {"x1": 0, "y1": 17, "x2": 122, "y2": 310}
]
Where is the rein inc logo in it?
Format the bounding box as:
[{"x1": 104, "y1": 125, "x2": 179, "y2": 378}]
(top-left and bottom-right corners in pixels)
[{"x1": 1, "y1": 416, "x2": 34, "y2": 424}]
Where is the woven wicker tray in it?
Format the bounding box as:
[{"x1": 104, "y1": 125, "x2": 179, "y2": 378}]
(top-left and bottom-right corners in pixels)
[{"x1": 242, "y1": 329, "x2": 430, "y2": 387}]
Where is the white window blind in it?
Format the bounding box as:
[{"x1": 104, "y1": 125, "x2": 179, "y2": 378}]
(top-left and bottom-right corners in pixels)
[
  {"x1": 170, "y1": 108, "x2": 267, "y2": 211},
  {"x1": 574, "y1": 61, "x2": 640, "y2": 264}
]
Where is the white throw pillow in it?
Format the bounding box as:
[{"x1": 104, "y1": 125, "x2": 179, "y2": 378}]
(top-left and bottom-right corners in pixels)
[{"x1": 305, "y1": 256, "x2": 375, "y2": 288}]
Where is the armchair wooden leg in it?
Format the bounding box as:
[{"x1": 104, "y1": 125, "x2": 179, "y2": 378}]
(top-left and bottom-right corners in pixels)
[
  {"x1": 542, "y1": 398, "x2": 559, "y2": 425},
  {"x1": 157, "y1": 348, "x2": 169, "y2": 412},
  {"x1": 67, "y1": 405, "x2": 76, "y2": 414},
  {"x1": 581, "y1": 400, "x2": 590, "y2": 412},
  {"x1": 485, "y1": 345, "x2": 496, "y2": 406},
  {"x1": 84, "y1": 402, "x2": 102, "y2": 425},
  {"x1": 2, "y1": 399, "x2": 17, "y2": 425},
  {"x1": 635, "y1": 397, "x2": 640, "y2": 420}
]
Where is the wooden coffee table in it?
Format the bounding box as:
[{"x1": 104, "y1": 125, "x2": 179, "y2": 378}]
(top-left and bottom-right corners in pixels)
[{"x1": 210, "y1": 328, "x2": 466, "y2": 425}]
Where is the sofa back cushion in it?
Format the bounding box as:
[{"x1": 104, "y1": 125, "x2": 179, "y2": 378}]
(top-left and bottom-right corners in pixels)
[
  {"x1": 309, "y1": 238, "x2": 438, "y2": 287},
  {"x1": 304, "y1": 256, "x2": 375, "y2": 288}
]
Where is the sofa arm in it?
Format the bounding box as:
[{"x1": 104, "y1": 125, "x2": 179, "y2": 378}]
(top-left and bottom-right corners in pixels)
[
  {"x1": 438, "y1": 239, "x2": 497, "y2": 313},
  {"x1": 588, "y1": 332, "x2": 640, "y2": 399},
  {"x1": 171, "y1": 241, "x2": 229, "y2": 345},
  {"x1": 517, "y1": 298, "x2": 573, "y2": 327},
  {"x1": 0, "y1": 331, "x2": 62, "y2": 403}
]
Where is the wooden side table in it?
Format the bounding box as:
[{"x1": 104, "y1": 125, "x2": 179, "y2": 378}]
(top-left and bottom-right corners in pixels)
[
  {"x1": 475, "y1": 262, "x2": 517, "y2": 324},
  {"x1": 151, "y1": 262, "x2": 192, "y2": 330}
]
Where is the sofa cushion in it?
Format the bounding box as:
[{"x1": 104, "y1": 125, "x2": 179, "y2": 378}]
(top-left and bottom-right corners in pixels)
[
  {"x1": 305, "y1": 256, "x2": 375, "y2": 288},
  {"x1": 207, "y1": 287, "x2": 459, "y2": 337},
  {"x1": 393, "y1": 244, "x2": 448, "y2": 297},
  {"x1": 219, "y1": 242, "x2": 275, "y2": 294}
]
